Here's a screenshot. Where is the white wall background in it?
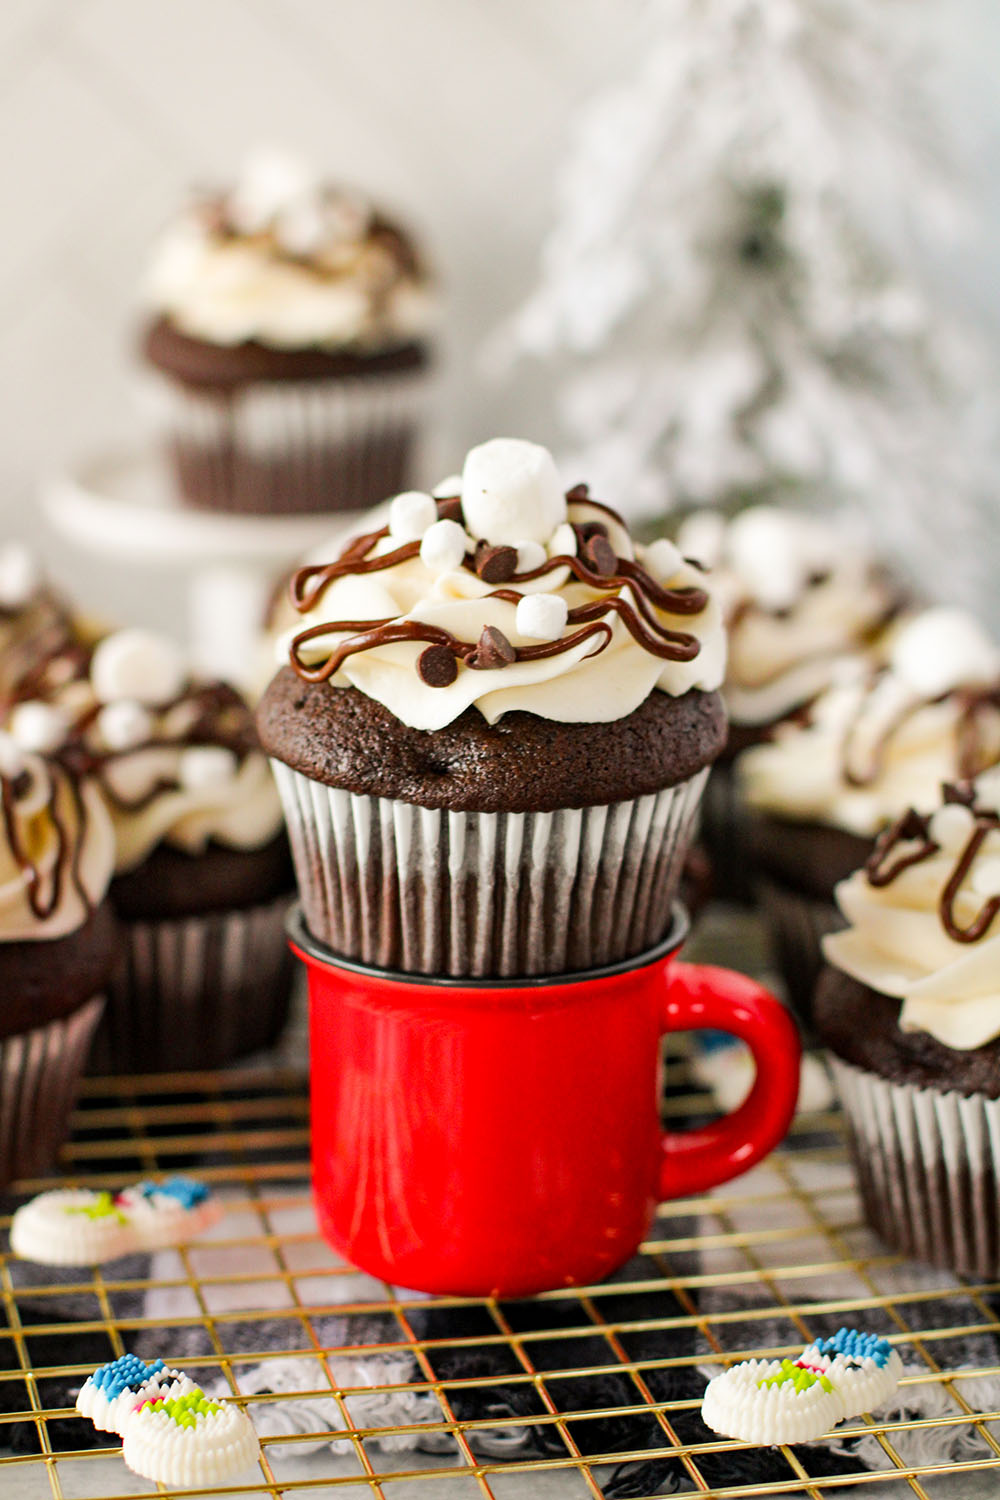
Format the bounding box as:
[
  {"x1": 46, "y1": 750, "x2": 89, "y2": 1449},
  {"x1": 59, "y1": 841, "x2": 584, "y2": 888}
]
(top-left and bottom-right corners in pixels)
[{"x1": 0, "y1": 0, "x2": 998, "y2": 630}]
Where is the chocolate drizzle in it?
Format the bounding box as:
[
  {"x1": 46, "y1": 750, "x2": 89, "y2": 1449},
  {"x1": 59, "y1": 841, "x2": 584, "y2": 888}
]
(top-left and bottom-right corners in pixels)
[
  {"x1": 841, "y1": 680, "x2": 1000, "y2": 789},
  {"x1": 287, "y1": 488, "x2": 709, "y2": 689},
  {"x1": 864, "y1": 784, "x2": 1000, "y2": 944}
]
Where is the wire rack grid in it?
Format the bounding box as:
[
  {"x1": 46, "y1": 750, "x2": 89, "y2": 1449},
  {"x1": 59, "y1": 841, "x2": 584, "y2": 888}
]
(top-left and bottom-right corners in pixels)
[{"x1": 1, "y1": 1060, "x2": 1000, "y2": 1500}]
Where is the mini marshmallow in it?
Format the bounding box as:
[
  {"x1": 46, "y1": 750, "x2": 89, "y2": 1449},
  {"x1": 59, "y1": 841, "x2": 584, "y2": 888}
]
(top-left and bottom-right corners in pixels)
[
  {"x1": 675, "y1": 510, "x2": 726, "y2": 570},
  {"x1": 98, "y1": 700, "x2": 154, "y2": 753},
  {"x1": 515, "y1": 540, "x2": 547, "y2": 573},
  {"x1": 461, "y1": 439, "x2": 567, "y2": 546},
  {"x1": 929, "y1": 801, "x2": 976, "y2": 852},
  {"x1": 91, "y1": 630, "x2": 187, "y2": 708},
  {"x1": 642, "y1": 537, "x2": 685, "y2": 584},
  {"x1": 178, "y1": 746, "x2": 238, "y2": 792},
  {"x1": 420, "y1": 520, "x2": 471, "y2": 576},
  {"x1": 274, "y1": 196, "x2": 328, "y2": 257},
  {"x1": 431, "y1": 474, "x2": 463, "y2": 498},
  {"x1": 7, "y1": 701, "x2": 69, "y2": 754},
  {"x1": 0, "y1": 542, "x2": 41, "y2": 609},
  {"x1": 516, "y1": 593, "x2": 568, "y2": 641},
  {"x1": 388, "y1": 491, "x2": 438, "y2": 544},
  {"x1": 890, "y1": 608, "x2": 1000, "y2": 698},
  {"x1": 0, "y1": 730, "x2": 26, "y2": 779},
  {"x1": 549, "y1": 522, "x2": 578, "y2": 558}
]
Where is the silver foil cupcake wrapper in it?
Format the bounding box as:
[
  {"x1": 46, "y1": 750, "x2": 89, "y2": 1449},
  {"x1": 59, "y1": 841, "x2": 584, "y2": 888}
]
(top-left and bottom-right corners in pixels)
[
  {"x1": 95, "y1": 896, "x2": 295, "y2": 1073},
  {"x1": 830, "y1": 1056, "x2": 1000, "y2": 1280},
  {"x1": 0, "y1": 995, "x2": 104, "y2": 1189},
  {"x1": 139, "y1": 368, "x2": 433, "y2": 514},
  {"x1": 272, "y1": 763, "x2": 709, "y2": 976}
]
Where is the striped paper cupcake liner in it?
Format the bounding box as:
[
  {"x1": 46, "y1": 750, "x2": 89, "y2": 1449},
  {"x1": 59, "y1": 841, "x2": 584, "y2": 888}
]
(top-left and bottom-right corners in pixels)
[
  {"x1": 0, "y1": 996, "x2": 104, "y2": 1190},
  {"x1": 830, "y1": 1056, "x2": 1000, "y2": 1280},
  {"x1": 271, "y1": 763, "x2": 709, "y2": 977},
  {"x1": 139, "y1": 367, "x2": 432, "y2": 515},
  {"x1": 94, "y1": 896, "x2": 295, "y2": 1073}
]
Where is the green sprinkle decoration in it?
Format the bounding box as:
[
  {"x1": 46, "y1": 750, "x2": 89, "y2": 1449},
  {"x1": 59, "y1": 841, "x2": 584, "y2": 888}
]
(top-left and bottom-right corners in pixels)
[
  {"x1": 757, "y1": 1360, "x2": 833, "y2": 1394},
  {"x1": 65, "y1": 1193, "x2": 126, "y2": 1225}
]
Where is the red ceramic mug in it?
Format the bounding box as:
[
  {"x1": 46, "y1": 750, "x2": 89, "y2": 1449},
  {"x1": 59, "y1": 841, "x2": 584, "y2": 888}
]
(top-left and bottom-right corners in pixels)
[{"x1": 289, "y1": 906, "x2": 800, "y2": 1297}]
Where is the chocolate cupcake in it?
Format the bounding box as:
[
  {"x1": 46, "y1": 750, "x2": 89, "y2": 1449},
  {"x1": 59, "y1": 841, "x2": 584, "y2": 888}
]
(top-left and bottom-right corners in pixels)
[
  {"x1": 675, "y1": 506, "x2": 900, "y2": 901},
  {"x1": 259, "y1": 438, "x2": 727, "y2": 975},
  {"x1": 4, "y1": 628, "x2": 294, "y2": 1071},
  {"x1": 140, "y1": 148, "x2": 435, "y2": 515},
  {"x1": 738, "y1": 607, "x2": 1000, "y2": 1021},
  {"x1": 0, "y1": 732, "x2": 117, "y2": 1188},
  {"x1": 817, "y1": 773, "x2": 1000, "y2": 1277}
]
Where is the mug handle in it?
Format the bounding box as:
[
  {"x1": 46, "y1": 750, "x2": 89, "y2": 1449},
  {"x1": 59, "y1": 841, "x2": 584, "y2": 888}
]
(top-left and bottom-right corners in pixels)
[{"x1": 658, "y1": 962, "x2": 801, "y2": 1200}]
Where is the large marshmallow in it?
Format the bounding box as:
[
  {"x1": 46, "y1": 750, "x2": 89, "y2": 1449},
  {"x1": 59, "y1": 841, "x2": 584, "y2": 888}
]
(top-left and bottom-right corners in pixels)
[
  {"x1": 461, "y1": 439, "x2": 567, "y2": 546},
  {"x1": 726, "y1": 506, "x2": 830, "y2": 612},
  {"x1": 229, "y1": 147, "x2": 318, "y2": 234},
  {"x1": 91, "y1": 630, "x2": 187, "y2": 707},
  {"x1": 178, "y1": 746, "x2": 238, "y2": 792},
  {"x1": 890, "y1": 608, "x2": 999, "y2": 698}
]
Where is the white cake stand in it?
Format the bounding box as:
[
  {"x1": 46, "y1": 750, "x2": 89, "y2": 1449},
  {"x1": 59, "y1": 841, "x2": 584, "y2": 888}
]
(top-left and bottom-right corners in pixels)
[{"x1": 43, "y1": 449, "x2": 363, "y2": 690}]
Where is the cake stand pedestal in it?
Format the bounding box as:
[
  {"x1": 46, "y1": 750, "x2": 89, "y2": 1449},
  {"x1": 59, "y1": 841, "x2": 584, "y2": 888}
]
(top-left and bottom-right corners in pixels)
[{"x1": 43, "y1": 449, "x2": 361, "y2": 691}]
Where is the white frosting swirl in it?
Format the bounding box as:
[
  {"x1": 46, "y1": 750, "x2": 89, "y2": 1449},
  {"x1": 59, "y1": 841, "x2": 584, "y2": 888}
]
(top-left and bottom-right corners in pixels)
[
  {"x1": 4, "y1": 628, "x2": 284, "y2": 875},
  {"x1": 824, "y1": 772, "x2": 1000, "y2": 1049},
  {"x1": 677, "y1": 506, "x2": 896, "y2": 727},
  {"x1": 739, "y1": 609, "x2": 1000, "y2": 836},
  {"x1": 144, "y1": 149, "x2": 433, "y2": 352},
  {"x1": 285, "y1": 444, "x2": 726, "y2": 733},
  {"x1": 0, "y1": 747, "x2": 114, "y2": 942}
]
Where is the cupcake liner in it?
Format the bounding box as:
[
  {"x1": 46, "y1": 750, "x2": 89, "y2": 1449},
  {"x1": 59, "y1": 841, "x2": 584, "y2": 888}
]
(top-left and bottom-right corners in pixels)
[
  {"x1": 0, "y1": 996, "x2": 104, "y2": 1190},
  {"x1": 93, "y1": 896, "x2": 295, "y2": 1073},
  {"x1": 271, "y1": 762, "x2": 709, "y2": 976},
  {"x1": 830, "y1": 1055, "x2": 1000, "y2": 1280},
  {"x1": 140, "y1": 367, "x2": 432, "y2": 515},
  {"x1": 755, "y1": 875, "x2": 845, "y2": 1031}
]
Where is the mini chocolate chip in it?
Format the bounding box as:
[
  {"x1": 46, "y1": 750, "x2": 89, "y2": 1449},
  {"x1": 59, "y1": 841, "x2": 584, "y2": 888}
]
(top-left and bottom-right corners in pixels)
[
  {"x1": 436, "y1": 497, "x2": 463, "y2": 524},
  {"x1": 574, "y1": 520, "x2": 609, "y2": 545},
  {"x1": 583, "y1": 533, "x2": 617, "y2": 576},
  {"x1": 418, "y1": 645, "x2": 458, "y2": 687},
  {"x1": 473, "y1": 626, "x2": 517, "y2": 670},
  {"x1": 565, "y1": 482, "x2": 589, "y2": 501},
  {"x1": 475, "y1": 545, "x2": 518, "y2": 584}
]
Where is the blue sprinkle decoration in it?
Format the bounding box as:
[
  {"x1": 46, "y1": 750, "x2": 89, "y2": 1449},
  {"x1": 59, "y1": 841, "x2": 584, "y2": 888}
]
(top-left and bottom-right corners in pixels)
[
  {"x1": 89, "y1": 1354, "x2": 165, "y2": 1397},
  {"x1": 138, "y1": 1176, "x2": 210, "y2": 1209},
  {"x1": 813, "y1": 1327, "x2": 892, "y2": 1369}
]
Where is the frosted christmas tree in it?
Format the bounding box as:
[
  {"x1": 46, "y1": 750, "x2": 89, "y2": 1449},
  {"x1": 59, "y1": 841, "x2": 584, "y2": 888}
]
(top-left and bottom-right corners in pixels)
[{"x1": 493, "y1": 0, "x2": 999, "y2": 620}]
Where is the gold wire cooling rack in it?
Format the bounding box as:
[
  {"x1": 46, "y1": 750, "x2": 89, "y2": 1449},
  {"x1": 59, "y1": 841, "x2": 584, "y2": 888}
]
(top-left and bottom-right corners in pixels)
[{"x1": 2, "y1": 1060, "x2": 1000, "y2": 1500}]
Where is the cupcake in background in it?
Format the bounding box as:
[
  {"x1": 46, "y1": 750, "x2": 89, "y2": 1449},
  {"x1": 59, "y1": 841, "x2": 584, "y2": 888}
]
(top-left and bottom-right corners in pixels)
[
  {"x1": 0, "y1": 730, "x2": 117, "y2": 1188},
  {"x1": 5, "y1": 627, "x2": 294, "y2": 1072},
  {"x1": 739, "y1": 606, "x2": 1000, "y2": 1020},
  {"x1": 817, "y1": 771, "x2": 1000, "y2": 1277},
  {"x1": 140, "y1": 147, "x2": 436, "y2": 515},
  {"x1": 259, "y1": 437, "x2": 727, "y2": 976},
  {"x1": 0, "y1": 543, "x2": 91, "y2": 713},
  {"x1": 675, "y1": 506, "x2": 901, "y2": 901}
]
